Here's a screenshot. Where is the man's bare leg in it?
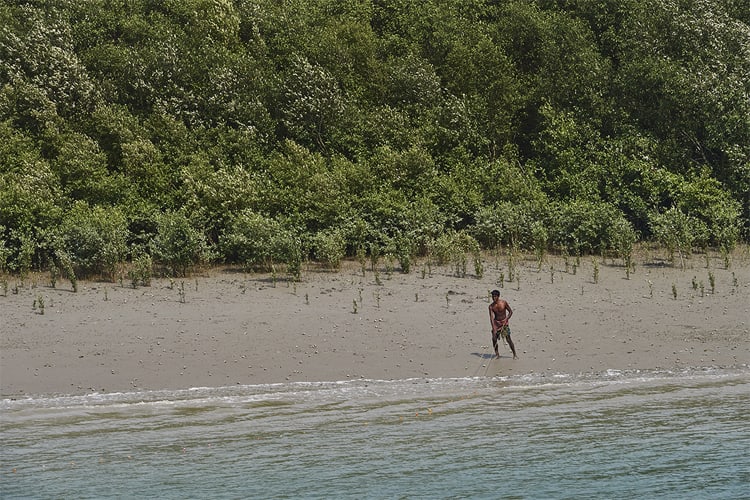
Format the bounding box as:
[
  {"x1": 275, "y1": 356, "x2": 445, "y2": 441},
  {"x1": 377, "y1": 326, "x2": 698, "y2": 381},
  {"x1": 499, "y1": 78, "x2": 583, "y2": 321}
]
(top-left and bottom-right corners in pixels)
[{"x1": 507, "y1": 336, "x2": 518, "y2": 359}]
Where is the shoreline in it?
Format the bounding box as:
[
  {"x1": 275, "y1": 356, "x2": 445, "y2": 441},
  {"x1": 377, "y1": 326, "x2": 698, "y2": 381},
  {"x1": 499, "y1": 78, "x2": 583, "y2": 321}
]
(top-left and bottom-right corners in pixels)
[{"x1": 2, "y1": 248, "x2": 749, "y2": 397}]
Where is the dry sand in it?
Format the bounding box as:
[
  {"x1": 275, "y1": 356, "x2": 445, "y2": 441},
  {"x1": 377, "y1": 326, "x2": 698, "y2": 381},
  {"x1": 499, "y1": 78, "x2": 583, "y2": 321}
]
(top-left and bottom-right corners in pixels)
[{"x1": 2, "y1": 248, "x2": 749, "y2": 397}]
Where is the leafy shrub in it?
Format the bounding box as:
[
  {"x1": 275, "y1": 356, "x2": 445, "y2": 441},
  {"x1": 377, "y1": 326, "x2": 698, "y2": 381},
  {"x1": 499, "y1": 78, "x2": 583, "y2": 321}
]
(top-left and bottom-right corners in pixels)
[
  {"x1": 432, "y1": 231, "x2": 481, "y2": 277},
  {"x1": 471, "y1": 200, "x2": 549, "y2": 250},
  {"x1": 677, "y1": 176, "x2": 742, "y2": 251},
  {"x1": 548, "y1": 200, "x2": 630, "y2": 255},
  {"x1": 312, "y1": 228, "x2": 346, "y2": 269},
  {"x1": 0, "y1": 233, "x2": 10, "y2": 273},
  {"x1": 58, "y1": 250, "x2": 77, "y2": 292},
  {"x1": 607, "y1": 216, "x2": 638, "y2": 263},
  {"x1": 14, "y1": 232, "x2": 35, "y2": 279},
  {"x1": 56, "y1": 202, "x2": 128, "y2": 280},
  {"x1": 649, "y1": 207, "x2": 708, "y2": 264},
  {"x1": 384, "y1": 233, "x2": 417, "y2": 274},
  {"x1": 398, "y1": 197, "x2": 447, "y2": 257},
  {"x1": 128, "y1": 251, "x2": 152, "y2": 287},
  {"x1": 220, "y1": 211, "x2": 300, "y2": 272},
  {"x1": 152, "y1": 211, "x2": 210, "y2": 276},
  {"x1": 530, "y1": 220, "x2": 549, "y2": 265},
  {"x1": 0, "y1": 228, "x2": 8, "y2": 273},
  {"x1": 708, "y1": 201, "x2": 742, "y2": 253}
]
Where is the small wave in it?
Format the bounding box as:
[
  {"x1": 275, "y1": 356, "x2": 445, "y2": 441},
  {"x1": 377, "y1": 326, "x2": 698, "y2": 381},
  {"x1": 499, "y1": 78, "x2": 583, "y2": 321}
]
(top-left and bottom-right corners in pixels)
[{"x1": 3, "y1": 364, "x2": 747, "y2": 412}]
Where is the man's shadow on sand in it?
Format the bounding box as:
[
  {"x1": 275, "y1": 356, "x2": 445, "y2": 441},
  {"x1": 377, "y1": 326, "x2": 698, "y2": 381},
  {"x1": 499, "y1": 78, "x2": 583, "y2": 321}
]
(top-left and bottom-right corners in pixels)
[{"x1": 471, "y1": 352, "x2": 500, "y2": 359}]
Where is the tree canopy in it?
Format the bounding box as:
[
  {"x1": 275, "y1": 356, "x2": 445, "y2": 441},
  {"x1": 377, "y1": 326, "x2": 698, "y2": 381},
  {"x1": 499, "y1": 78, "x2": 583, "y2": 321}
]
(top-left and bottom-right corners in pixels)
[{"x1": 1, "y1": 0, "x2": 747, "y2": 277}]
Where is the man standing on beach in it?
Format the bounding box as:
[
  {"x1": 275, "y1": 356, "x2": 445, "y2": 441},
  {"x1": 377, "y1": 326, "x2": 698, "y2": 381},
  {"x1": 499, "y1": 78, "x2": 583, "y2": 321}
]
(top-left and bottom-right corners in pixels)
[{"x1": 489, "y1": 290, "x2": 517, "y2": 359}]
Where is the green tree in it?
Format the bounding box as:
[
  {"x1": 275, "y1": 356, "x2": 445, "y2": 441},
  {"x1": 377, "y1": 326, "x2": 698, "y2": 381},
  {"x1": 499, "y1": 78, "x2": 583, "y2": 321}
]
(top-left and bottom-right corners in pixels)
[
  {"x1": 0, "y1": 122, "x2": 63, "y2": 269},
  {"x1": 279, "y1": 56, "x2": 347, "y2": 152}
]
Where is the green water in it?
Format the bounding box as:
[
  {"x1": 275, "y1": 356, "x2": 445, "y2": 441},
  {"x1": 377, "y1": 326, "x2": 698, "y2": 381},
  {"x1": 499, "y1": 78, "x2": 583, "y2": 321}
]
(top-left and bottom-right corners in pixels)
[{"x1": 2, "y1": 368, "x2": 748, "y2": 499}]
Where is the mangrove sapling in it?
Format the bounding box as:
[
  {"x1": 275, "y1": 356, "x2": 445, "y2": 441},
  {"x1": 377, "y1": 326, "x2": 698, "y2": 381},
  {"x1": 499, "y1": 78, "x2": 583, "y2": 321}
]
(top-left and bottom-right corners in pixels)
[
  {"x1": 2, "y1": 279, "x2": 7, "y2": 296},
  {"x1": 474, "y1": 254, "x2": 483, "y2": 278},
  {"x1": 625, "y1": 256, "x2": 632, "y2": 280},
  {"x1": 454, "y1": 253, "x2": 467, "y2": 278},
  {"x1": 593, "y1": 259, "x2": 599, "y2": 284},
  {"x1": 721, "y1": 247, "x2": 731, "y2": 269},
  {"x1": 385, "y1": 255, "x2": 395, "y2": 277},
  {"x1": 352, "y1": 299, "x2": 358, "y2": 314},
  {"x1": 370, "y1": 247, "x2": 380, "y2": 273},
  {"x1": 672, "y1": 283, "x2": 678, "y2": 299},
  {"x1": 50, "y1": 263, "x2": 59, "y2": 288},
  {"x1": 59, "y1": 253, "x2": 77, "y2": 292},
  {"x1": 287, "y1": 259, "x2": 302, "y2": 283},
  {"x1": 550, "y1": 265, "x2": 555, "y2": 284},
  {"x1": 396, "y1": 238, "x2": 414, "y2": 274},
  {"x1": 179, "y1": 281, "x2": 186, "y2": 303},
  {"x1": 36, "y1": 295, "x2": 44, "y2": 314},
  {"x1": 357, "y1": 245, "x2": 367, "y2": 277},
  {"x1": 16, "y1": 236, "x2": 33, "y2": 281},
  {"x1": 128, "y1": 269, "x2": 139, "y2": 288},
  {"x1": 507, "y1": 252, "x2": 516, "y2": 282},
  {"x1": 700, "y1": 281, "x2": 705, "y2": 297},
  {"x1": 132, "y1": 253, "x2": 152, "y2": 286},
  {"x1": 498, "y1": 272, "x2": 505, "y2": 288},
  {"x1": 305, "y1": 293, "x2": 309, "y2": 305},
  {"x1": 708, "y1": 271, "x2": 715, "y2": 294},
  {"x1": 692, "y1": 276, "x2": 698, "y2": 290}
]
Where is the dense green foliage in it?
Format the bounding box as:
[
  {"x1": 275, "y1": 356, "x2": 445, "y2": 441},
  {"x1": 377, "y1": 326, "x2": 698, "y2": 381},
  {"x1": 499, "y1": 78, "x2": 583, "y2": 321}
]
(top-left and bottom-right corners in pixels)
[{"x1": 1, "y1": 0, "x2": 748, "y2": 278}]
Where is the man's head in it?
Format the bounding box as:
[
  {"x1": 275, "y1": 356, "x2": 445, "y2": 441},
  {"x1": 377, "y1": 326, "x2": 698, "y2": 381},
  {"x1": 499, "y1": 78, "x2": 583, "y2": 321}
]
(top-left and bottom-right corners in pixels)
[{"x1": 491, "y1": 290, "x2": 500, "y2": 298}]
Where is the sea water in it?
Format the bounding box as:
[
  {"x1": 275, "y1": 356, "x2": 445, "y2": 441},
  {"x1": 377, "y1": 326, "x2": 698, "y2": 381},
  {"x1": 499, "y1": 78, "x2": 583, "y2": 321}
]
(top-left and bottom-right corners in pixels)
[{"x1": 2, "y1": 367, "x2": 748, "y2": 499}]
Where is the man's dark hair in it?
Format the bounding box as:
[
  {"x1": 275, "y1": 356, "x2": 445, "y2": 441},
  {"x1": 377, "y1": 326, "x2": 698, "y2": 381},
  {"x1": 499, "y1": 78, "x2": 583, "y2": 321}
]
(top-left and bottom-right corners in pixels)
[{"x1": 491, "y1": 290, "x2": 500, "y2": 296}]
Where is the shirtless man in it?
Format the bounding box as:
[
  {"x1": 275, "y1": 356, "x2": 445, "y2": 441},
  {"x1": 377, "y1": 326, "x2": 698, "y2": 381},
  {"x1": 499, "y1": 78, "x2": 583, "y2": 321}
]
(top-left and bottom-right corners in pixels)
[{"x1": 489, "y1": 290, "x2": 517, "y2": 359}]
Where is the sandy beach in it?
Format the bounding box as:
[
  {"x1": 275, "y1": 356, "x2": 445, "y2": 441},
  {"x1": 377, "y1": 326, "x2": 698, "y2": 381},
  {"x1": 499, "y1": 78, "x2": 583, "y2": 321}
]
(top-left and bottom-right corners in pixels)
[{"x1": 2, "y1": 247, "x2": 748, "y2": 397}]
